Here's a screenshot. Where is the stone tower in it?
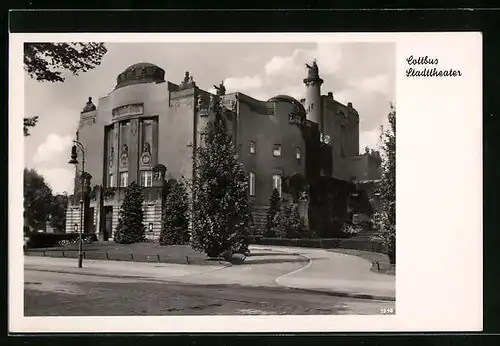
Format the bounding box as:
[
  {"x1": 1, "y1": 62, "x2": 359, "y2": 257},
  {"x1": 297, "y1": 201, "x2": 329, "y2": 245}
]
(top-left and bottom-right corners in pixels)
[{"x1": 303, "y1": 59, "x2": 324, "y2": 132}]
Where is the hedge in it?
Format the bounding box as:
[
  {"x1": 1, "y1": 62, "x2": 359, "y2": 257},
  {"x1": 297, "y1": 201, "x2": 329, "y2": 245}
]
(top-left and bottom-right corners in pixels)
[
  {"x1": 247, "y1": 235, "x2": 387, "y2": 254},
  {"x1": 26, "y1": 232, "x2": 98, "y2": 249}
]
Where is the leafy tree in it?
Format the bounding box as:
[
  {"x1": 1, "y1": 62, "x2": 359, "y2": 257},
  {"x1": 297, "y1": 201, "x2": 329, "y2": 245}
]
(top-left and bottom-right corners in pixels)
[
  {"x1": 371, "y1": 104, "x2": 396, "y2": 264},
  {"x1": 23, "y1": 42, "x2": 107, "y2": 136},
  {"x1": 273, "y1": 203, "x2": 307, "y2": 239},
  {"x1": 159, "y1": 179, "x2": 190, "y2": 245},
  {"x1": 24, "y1": 117, "x2": 39, "y2": 137},
  {"x1": 265, "y1": 188, "x2": 281, "y2": 237},
  {"x1": 190, "y1": 97, "x2": 251, "y2": 257},
  {"x1": 113, "y1": 182, "x2": 146, "y2": 244},
  {"x1": 49, "y1": 193, "x2": 69, "y2": 233},
  {"x1": 24, "y1": 168, "x2": 53, "y2": 231}
]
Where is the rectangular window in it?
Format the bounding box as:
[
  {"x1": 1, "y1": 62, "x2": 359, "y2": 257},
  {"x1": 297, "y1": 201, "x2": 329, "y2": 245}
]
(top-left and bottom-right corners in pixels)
[
  {"x1": 273, "y1": 144, "x2": 281, "y2": 157},
  {"x1": 120, "y1": 172, "x2": 128, "y2": 187},
  {"x1": 296, "y1": 147, "x2": 301, "y2": 160},
  {"x1": 249, "y1": 141, "x2": 256, "y2": 154},
  {"x1": 249, "y1": 172, "x2": 256, "y2": 196},
  {"x1": 140, "y1": 170, "x2": 153, "y2": 187},
  {"x1": 109, "y1": 174, "x2": 115, "y2": 188},
  {"x1": 272, "y1": 174, "x2": 282, "y2": 197}
]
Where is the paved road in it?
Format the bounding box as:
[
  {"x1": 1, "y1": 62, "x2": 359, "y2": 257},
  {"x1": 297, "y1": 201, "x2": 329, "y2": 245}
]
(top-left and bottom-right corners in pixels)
[{"x1": 24, "y1": 269, "x2": 395, "y2": 316}]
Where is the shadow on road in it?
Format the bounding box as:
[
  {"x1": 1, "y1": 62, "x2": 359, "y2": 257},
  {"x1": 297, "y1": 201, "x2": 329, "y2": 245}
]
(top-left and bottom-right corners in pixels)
[{"x1": 242, "y1": 257, "x2": 308, "y2": 265}]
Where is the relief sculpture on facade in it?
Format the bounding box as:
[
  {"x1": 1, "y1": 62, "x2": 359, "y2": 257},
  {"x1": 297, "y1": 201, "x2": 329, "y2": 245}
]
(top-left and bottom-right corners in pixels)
[
  {"x1": 112, "y1": 103, "x2": 144, "y2": 119},
  {"x1": 120, "y1": 144, "x2": 128, "y2": 167},
  {"x1": 141, "y1": 142, "x2": 152, "y2": 165},
  {"x1": 109, "y1": 147, "x2": 114, "y2": 170},
  {"x1": 131, "y1": 119, "x2": 138, "y2": 135}
]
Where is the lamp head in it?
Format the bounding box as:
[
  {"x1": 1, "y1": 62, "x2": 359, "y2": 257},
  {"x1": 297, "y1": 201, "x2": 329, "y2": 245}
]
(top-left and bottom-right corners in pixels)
[{"x1": 68, "y1": 145, "x2": 79, "y2": 164}]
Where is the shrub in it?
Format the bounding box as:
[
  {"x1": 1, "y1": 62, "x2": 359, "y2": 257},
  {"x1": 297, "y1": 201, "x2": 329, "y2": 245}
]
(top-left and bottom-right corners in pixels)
[
  {"x1": 26, "y1": 232, "x2": 97, "y2": 249},
  {"x1": 159, "y1": 179, "x2": 190, "y2": 245},
  {"x1": 341, "y1": 223, "x2": 361, "y2": 237},
  {"x1": 273, "y1": 203, "x2": 307, "y2": 239},
  {"x1": 265, "y1": 188, "x2": 281, "y2": 237},
  {"x1": 113, "y1": 182, "x2": 146, "y2": 244}
]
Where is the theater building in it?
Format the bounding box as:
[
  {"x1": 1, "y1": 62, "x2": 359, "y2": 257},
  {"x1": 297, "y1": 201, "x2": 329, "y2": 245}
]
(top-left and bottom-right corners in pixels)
[{"x1": 65, "y1": 61, "x2": 380, "y2": 239}]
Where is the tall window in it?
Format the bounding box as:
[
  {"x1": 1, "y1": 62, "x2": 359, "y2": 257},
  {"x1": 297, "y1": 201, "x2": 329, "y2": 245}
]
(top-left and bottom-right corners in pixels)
[
  {"x1": 272, "y1": 174, "x2": 282, "y2": 197},
  {"x1": 249, "y1": 141, "x2": 256, "y2": 154},
  {"x1": 109, "y1": 174, "x2": 115, "y2": 188},
  {"x1": 296, "y1": 147, "x2": 301, "y2": 160},
  {"x1": 140, "y1": 170, "x2": 153, "y2": 187},
  {"x1": 120, "y1": 172, "x2": 128, "y2": 187},
  {"x1": 273, "y1": 144, "x2": 281, "y2": 157},
  {"x1": 249, "y1": 172, "x2": 256, "y2": 196}
]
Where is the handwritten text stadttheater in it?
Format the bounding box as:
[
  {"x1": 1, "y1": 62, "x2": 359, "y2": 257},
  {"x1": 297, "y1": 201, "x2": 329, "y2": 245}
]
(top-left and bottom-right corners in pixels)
[{"x1": 406, "y1": 56, "x2": 462, "y2": 78}]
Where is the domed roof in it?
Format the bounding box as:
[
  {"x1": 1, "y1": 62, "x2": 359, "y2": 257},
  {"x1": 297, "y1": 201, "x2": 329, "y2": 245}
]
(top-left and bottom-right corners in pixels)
[
  {"x1": 115, "y1": 62, "x2": 165, "y2": 89},
  {"x1": 268, "y1": 94, "x2": 306, "y2": 115}
]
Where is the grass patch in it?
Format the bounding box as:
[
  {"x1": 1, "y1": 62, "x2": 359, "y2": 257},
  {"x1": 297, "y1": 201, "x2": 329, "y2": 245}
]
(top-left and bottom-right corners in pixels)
[{"x1": 25, "y1": 242, "x2": 219, "y2": 266}]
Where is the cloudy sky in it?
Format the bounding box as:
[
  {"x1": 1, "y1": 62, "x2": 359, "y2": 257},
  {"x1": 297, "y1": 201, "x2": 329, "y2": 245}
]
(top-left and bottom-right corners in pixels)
[{"x1": 24, "y1": 41, "x2": 395, "y2": 194}]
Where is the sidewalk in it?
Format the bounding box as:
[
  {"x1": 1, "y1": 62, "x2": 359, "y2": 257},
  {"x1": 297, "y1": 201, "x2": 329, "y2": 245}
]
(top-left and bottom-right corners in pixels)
[
  {"x1": 251, "y1": 245, "x2": 396, "y2": 301},
  {"x1": 24, "y1": 245, "x2": 395, "y2": 301},
  {"x1": 24, "y1": 256, "x2": 227, "y2": 281}
]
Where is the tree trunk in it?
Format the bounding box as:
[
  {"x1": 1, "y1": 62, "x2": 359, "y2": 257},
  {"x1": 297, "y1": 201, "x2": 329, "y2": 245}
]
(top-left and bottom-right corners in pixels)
[{"x1": 388, "y1": 243, "x2": 396, "y2": 265}]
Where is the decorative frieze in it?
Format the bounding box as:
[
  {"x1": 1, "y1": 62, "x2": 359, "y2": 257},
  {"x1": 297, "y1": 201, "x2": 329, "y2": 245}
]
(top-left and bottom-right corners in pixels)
[{"x1": 112, "y1": 103, "x2": 144, "y2": 120}]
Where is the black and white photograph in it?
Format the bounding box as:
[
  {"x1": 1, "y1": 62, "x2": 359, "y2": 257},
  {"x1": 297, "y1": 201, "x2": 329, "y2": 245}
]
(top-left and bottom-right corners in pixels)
[
  {"x1": 21, "y1": 40, "x2": 396, "y2": 317},
  {"x1": 10, "y1": 33, "x2": 481, "y2": 333}
]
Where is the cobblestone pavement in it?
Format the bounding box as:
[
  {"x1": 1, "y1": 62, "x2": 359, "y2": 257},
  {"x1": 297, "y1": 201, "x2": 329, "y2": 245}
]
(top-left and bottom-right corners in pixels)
[{"x1": 24, "y1": 270, "x2": 395, "y2": 316}]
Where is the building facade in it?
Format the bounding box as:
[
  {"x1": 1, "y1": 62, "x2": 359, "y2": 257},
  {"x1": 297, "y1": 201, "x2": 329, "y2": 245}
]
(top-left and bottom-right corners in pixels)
[{"x1": 66, "y1": 60, "x2": 381, "y2": 239}]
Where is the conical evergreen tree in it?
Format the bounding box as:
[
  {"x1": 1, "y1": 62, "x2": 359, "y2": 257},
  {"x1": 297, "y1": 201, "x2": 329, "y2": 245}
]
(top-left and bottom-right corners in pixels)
[
  {"x1": 371, "y1": 104, "x2": 396, "y2": 264},
  {"x1": 190, "y1": 97, "x2": 251, "y2": 257},
  {"x1": 159, "y1": 178, "x2": 190, "y2": 245},
  {"x1": 114, "y1": 181, "x2": 146, "y2": 244},
  {"x1": 273, "y1": 203, "x2": 307, "y2": 239},
  {"x1": 265, "y1": 188, "x2": 281, "y2": 237}
]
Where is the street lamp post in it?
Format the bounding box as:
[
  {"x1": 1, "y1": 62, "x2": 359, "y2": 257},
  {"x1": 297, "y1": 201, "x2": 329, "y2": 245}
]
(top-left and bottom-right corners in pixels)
[{"x1": 69, "y1": 140, "x2": 86, "y2": 268}]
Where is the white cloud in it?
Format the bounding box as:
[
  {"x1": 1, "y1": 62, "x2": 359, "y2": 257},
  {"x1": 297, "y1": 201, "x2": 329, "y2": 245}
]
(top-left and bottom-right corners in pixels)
[
  {"x1": 264, "y1": 48, "x2": 312, "y2": 77},
  {"x1": 357, "y1": 74, "x2": 390, "y2": 94},
  {"x1": 359, "y1": 129, "x2": 382, "y2": 152},
  {"x1": 37, "y1": 167, "x2": 75, "y2": 194},
  {"x1": 224, "y1": 75, "x2": 263, "y2": 91},
  {"x1": 314, "y1": 42, "x2": 342, "y2": 74},
  {"x1": 32, "y1": 133, "x2": 73, "y2": 164}
]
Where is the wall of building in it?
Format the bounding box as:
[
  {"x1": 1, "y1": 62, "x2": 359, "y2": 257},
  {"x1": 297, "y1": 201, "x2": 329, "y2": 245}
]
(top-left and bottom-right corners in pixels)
[
  {"x1": 347, "y1": 154, "x2": 382, "y2": 182},
  {"x1": 76, "y1": 109, "x2": 105, "y2": 192},
  {"x1": 162, "y1": 88, "x2": 196, "y2": 181},
  {"x1": 65, "y1": 205, "x2": 97, "y2": 233},
  {"x1": 236, "y1": 94, "x2": 306, "y2": 207},
  {"x1": 321, "y1": 96, "x2": 360, "y2": 181}
]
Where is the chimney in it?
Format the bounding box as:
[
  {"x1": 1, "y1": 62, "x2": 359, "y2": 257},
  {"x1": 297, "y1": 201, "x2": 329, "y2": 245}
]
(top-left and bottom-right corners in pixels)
[
  {"x1": 327, "y1": 92, "x2": 333, "y2": 100},
  {"x1": 300, "y1": 98, "x2": 306, "y2": 104},
  {"x1": 347, "y1": 102, "x2": 353, "y2": 108}
]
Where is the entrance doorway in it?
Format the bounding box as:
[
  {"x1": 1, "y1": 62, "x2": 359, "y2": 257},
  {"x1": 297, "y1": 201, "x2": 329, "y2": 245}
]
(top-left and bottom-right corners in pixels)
[{"x1": 104, "y1": 206, "x2": 113, "y2": 241}]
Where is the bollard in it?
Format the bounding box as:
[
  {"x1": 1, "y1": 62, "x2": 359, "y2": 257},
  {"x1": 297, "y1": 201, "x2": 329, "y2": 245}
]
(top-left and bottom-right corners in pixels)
[
  {"x1": 157, "y1": 254, "x2": 160, "y2": 263},
  {"x1": 185, "y1": 256, "x2": 189, "y2": 264},
  {"x1": 376, "y1": 261, "x2": 380, "y2": 271},
  {"x1": 105, "y1": 252, "x2": 109, "y2": 260},
  {"x1": 130, "y1": 253, "x2": 134, "y2": 261},
  {"x1": 83, "y1": 251, "x2": 86, "y2": 259},
  {"x1": 62, "y1": 251, "x2": 65, "y2": 258}
]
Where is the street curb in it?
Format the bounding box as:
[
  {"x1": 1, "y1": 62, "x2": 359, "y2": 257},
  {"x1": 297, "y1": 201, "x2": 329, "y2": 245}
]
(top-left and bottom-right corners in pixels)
[{"x1": 282, "y1": 285, "x2": 396, "y2": 302}]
